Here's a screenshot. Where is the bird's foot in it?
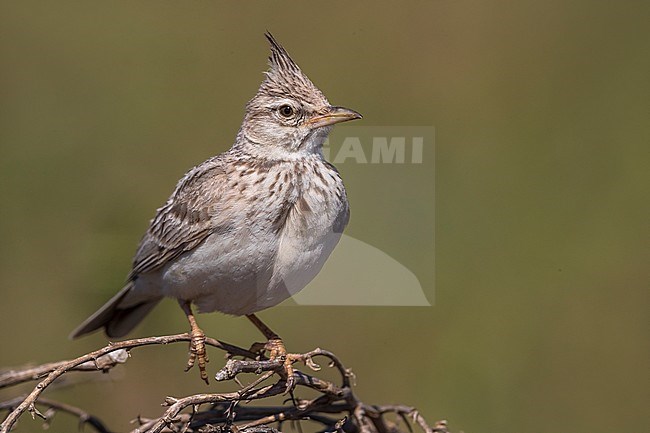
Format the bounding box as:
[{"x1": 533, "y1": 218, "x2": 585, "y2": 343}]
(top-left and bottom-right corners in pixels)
[
  {"x1": 249, "y1": 338, "x2": 297, "y2": 392},
  {"x1": 185, "y1": 325, "x2": 209, "y2": 384},
  {"x1": 265, "y1": 338, "x2": 298, "y2": 392}
]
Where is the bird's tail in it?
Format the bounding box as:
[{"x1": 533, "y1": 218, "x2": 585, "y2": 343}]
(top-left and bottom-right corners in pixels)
[{"x1": 69, "y1": 283, "x2": 161, "y2": 339}]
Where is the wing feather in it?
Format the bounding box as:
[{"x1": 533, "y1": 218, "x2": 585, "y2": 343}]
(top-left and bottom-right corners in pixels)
[{"x1": 128, "y1": 155, "x2": 230, "y2": 279}]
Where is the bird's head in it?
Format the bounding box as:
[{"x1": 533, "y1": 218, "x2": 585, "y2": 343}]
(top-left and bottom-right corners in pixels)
[{"x1": 238, "y1": 32, "x2": 362, "y2": 157}]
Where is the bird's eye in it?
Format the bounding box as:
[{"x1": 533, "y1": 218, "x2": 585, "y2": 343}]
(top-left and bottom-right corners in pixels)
[{"x1": 278, "y1": 105, "x2": 295, "y2": 118}]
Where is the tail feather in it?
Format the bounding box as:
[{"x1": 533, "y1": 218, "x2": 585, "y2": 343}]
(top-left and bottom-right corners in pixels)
[
  {"x1": 69, "y1": 283, "x2": 161, "y2": 339},
  {"x1": 105, "y1": 299, "x2": 160, "y2": 338}
]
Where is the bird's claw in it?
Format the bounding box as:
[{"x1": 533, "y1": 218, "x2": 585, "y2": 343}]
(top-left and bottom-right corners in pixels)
[
  {"x1": 185, "y1": 327, "x2": 209, "y2": 384},
  {"x1": 265, "y1": 338, "x2": 297, "y2": 393}
]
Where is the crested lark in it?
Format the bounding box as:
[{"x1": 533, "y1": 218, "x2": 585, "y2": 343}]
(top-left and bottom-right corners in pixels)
[{"x1": 70, "y1": 33, "x2": 362, "y2": 385}]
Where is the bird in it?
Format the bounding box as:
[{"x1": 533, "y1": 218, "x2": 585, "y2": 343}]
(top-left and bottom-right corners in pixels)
[{"x1": 70, "y1": 32, "x2": 362, "y2": 385}]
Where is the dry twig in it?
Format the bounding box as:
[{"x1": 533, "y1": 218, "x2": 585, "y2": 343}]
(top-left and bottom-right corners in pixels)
[{"x1": 0, "y1": 333, "x2": 447, "y2": 433}]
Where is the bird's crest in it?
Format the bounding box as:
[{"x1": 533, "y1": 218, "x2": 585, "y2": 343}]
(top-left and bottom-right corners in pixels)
[
  {"x1": 258, "y1": 32, "x2": 327, "y2": 104},
  {"x1": 265, "y1": 32, "x2": 302, "y2": 76}
]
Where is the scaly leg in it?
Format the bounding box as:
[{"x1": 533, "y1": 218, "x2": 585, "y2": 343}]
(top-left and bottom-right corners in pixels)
[
  {"x1": 246, "y1": 314, "x2": 296, "y2": 391},
  {"x1": 179, "y1": 300, "x2": 209, "y2": 384}
]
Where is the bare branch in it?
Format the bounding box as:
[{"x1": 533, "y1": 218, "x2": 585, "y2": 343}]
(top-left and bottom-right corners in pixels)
[
  {"x1": 0, "y1": 333, "x2": 256, "y2": 433},
  {"x1": 0, "y1": 395, "x2": 110, "y2": 433},
  {"x1": 0, "y1": 349, "x2": 129, "y2": 389},
  {"x1": 0, "y1": 333, "x2": 447, "y2": 433}
]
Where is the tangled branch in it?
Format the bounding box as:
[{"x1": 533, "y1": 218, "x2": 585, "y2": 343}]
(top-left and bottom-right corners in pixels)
[{"x1": 0, "y1": 333, "x2": 448, "y2": 433}]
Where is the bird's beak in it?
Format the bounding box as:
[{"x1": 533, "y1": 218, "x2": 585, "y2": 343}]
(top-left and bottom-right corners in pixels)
[{"x1": 307, "y1": 106, "x2": 363, "y2": 129}]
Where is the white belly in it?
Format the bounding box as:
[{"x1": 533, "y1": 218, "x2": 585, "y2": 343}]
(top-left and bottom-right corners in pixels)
[{"x1": 134, "y1": 160, "x2": 349, "y2": 316}]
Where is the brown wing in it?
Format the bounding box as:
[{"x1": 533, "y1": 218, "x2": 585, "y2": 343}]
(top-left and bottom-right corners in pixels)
[{"x1": 128, "y1": 155, "x2": 230, "y2": 279}]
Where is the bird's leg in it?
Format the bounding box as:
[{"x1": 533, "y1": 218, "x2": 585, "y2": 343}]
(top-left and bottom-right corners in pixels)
[
  {"x1": 179, "y1": 300, "x2": 209, "y2": 384},
  {"x1": 247, "y1": 313, "x2": 281, "y2": 340},
  {"x1": 246, "y1": 314, "x2": 296, "y2": 391}
]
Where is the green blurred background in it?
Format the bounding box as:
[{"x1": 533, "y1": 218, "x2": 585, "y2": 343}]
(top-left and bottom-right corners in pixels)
[{"x1": 0, "y1": 1, "x2": 647, "y2": 432}]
